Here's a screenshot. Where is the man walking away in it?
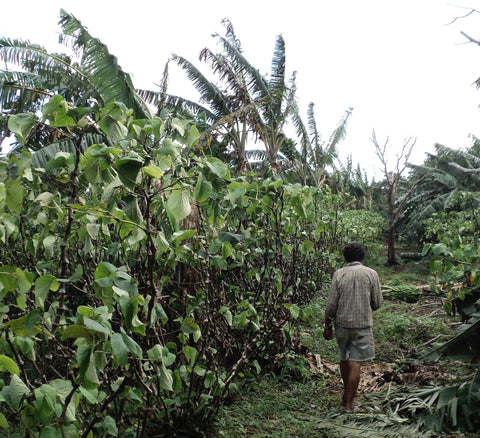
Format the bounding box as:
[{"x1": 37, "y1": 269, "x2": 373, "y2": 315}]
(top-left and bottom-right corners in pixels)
[{"x1": 323, "y1": 242, "x2": 382, "y2": 411}]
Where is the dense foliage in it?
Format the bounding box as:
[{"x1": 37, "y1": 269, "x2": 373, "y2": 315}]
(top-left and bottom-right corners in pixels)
[
  {"x1": 0, "y1": 97, "x2": 386, "y2": 436},
  {"x1": 398, "y1": 141, "x2": 480, "y2": 242},
  {"x1": 2, "y1": 8, "x2": 479, "y2": 436},
  {"x1": 416, "y1": 200, "x2": 480, "y2": 433}
]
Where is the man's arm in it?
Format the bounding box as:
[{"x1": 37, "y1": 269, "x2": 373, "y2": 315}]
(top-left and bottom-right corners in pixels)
[
  {"x1": 370, "y1": 272, "x2": 382, "y2": 310},
  {"x1": 323, "y1": 309, "x2": 335, "y2": 340},
  {"x1": 323, "y1": 274, "x2": 338, "y2": 340}
]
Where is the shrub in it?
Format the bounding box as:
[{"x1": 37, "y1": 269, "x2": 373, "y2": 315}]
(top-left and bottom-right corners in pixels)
[{"x1": 0, "y1": 97, "x2": 356, "y2": 435}]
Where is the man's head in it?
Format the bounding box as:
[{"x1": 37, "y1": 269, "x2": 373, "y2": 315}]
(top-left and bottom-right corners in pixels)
[{"x1": 343, "y1": 242, "x2": 366, "y2": 263}]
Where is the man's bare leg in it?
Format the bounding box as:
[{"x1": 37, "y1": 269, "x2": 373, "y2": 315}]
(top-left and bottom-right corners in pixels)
[
  {"x1": 340, "y1": 360, "x2": 361, "y2": 410},
  {"x1": 345, "y1": 360, "x2": 361, "y2": 410},
  {"x1": 339, "y1": 360, "x2": 349, "y2": 406}
]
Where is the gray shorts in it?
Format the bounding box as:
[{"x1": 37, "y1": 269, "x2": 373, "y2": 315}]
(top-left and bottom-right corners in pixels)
[{"x1": 335, "y1": 326, "x2": 375, "y2": 362}]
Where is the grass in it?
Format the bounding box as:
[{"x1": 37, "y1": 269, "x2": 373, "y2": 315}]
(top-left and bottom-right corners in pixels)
[
  {"x1": 214, "y1": 258, "x2": 478, "y2": 437},
  {"x1": 375, "y1": 259, "x2": 431, "y2": 286},
  {"x1": 214, "y1": 377, "x2": 334, "y2": 437},
  {"x1": 373, "y1": 300, "x2": 452, "y2": 362}
]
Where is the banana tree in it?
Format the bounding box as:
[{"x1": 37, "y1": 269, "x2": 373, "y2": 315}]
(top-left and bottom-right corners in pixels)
[
  {"x1": 399, "y1": 140, "x2": 480, "y2": 240},
  {"x1": 290, "y1": 102, "x2": 352, "y2": 188},
  {"x1": 167, "y1": 20, "x2": 298, "y2": 174}
]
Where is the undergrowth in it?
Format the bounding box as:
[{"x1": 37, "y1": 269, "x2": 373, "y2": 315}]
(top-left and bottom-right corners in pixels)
[
  {"x1": 215, "y1": 259, "x2": 477, "y2": 437},
  {"x1": 214, "y1": 377, "x2": 332, "y2": 437}
]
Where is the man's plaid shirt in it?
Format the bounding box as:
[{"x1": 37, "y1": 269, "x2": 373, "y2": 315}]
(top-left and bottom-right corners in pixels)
[{"x1": 325, "y1": 261, "x2": 382, "y2": 328}]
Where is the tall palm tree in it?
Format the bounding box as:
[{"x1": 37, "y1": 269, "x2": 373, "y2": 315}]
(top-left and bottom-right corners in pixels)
[
  {"x1": 253, "y1": 34, "x2": 297, "y2": 172},
  {"x1": 169, "y1": 50, "x2": 252, "y2": 172},
  {"x1": 173, "y1": 20, "x2": 262, "y2": 172}
]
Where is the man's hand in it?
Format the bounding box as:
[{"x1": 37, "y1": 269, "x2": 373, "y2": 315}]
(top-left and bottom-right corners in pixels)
[{"x1": 323, "y1": 325, "x2": 333, "y2": 341}]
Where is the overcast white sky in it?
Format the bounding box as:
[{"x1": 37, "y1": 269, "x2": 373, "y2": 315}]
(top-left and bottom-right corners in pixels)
[{"x1": 2, "y1": 0, "x2": 480, "y2": 179}]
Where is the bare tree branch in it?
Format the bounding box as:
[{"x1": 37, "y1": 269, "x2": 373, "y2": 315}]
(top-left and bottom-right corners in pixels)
[
  {"x1": 371, "y1": 130, "x2": 389, "y2": 179},
  {"x1": 396, "y1": 137, "x2": 416, "y2": 176},
  {"x1": 460, "y1": 31, "x2": 480, "y2": 46},
  {"x1": 372, "y1": 131, "x2": 416, "y2": 186},
  {"x1": 448, "y1": 162, "x2": 480, "y2": 173},
  {"x1": 394, "y1": 174, "x2": 426, "y2": 219},
  {"x1": 444, "y1": 5, "x2": 478, "y2": 26}
]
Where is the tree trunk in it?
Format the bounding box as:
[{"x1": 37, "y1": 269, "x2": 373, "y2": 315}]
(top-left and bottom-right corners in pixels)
[
  {"x1": 386, "y1": 185, "x2": 398, "y2": 266},
  {"x1": 386, "y1": 218, "x2": 397, "y2": 266},
  {"x1": 371, "y1": 132, "x2": 419, "y2": 266},
  {"x1": 236, "y1": 148, "x2": 247, "y2": 174}
]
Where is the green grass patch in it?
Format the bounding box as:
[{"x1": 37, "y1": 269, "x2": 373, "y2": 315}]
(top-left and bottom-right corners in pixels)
[
  {"x1": 373, "y1": 299, "x2": 453, "y2": 362},
  {"x1": 214, "y1": 376, "x2": 334, "y2": 438},
  {"x1": 375, "y1": 261, "x2": 430, "y2": 286}
]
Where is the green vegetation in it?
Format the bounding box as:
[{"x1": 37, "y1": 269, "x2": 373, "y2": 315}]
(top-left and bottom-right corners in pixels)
[
  {"x1": 382, "y1": 284, "x2": 421, "y2": 303},
  {"x1": 0, "y1": 96, "x2": 368, "y2": 435},
  {"x1": 0, "y1": 9, "x2": 479, "y2": 438},
  {"x1": 215, "y1": 261, "x2": 477, "y2": 437},
  {"x1": 215, "y1": 377, "x2": 333, "y2": 437}
]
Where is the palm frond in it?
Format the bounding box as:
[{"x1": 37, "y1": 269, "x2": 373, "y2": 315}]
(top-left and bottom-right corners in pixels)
[
  {"x1": 199, "y1": 49, "x2": 250, "y2": 104},
  {"x1": 399, "y1": 373, "x2": 480, "y2": 433},
  {"x1": 313, "y1": 396, "x2": 431, "y2": 437},
  {"x1": 0, "y1": 70, "x2": 50, "y2": 90},
  {"x1": 303, "y1": 102, "x2": 324, "y2": 176},
  {"x1": 420, "y1": 317, "x2": 480, "y2": 362},
  {"x1": 307, "y1": 102, "x2": 321, "y2": 148},
  {"x1": 0, "y1": 37, "x2": 67, "y2": 77},
  {"x1": 0, "y1": 38, "x2": 90, "y2": 112},
  {"x1": 327, "y1": 107, "x2": 353, "y2": 153},
  {"x1": 280, "y1": 71, "x2": 297, "y2": 121},
  {"x1": 269, "y1": 34, "x2": 286, "y2": 94},
  {"x1": 31, "y1": 132, "x2": 108, "y2": 168},
  {"x1": 165, "y1": 94, "x2": 216, "y2": 123},
  {"x1": 58, "y1": 9, "x2": 149, "y2": 118},
  {"x1": 156, "y1": 61, "x2": 170, "y2": 116},
  {"x1": 245, "y1": 148, "x2": 267, "y2": 162},
  {"x1": 0, "y1": 71, "x2": 52, "y2": 115},
  {"x1": 214, "y1": 30, "x2": 269, "y2": 98},
  {"x1": 290, "y1": 101, "x2": 310, "y2": 158},
  {"x1": 171, "y1": 54, "x2": 231, "y2": 117}
]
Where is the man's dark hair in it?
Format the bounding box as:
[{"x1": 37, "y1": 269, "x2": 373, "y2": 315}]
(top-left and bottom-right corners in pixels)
[{"x1": 343, "y1": 242, "x2": 366, "y2": 263}]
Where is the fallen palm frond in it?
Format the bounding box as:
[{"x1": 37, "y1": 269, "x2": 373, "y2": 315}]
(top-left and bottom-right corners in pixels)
[
  {"x1": 397, "y1": 367, "x2": 480, "y2": 433},
  {"x1": 305, "y1": 359, "x2": 443, "y2": 436},
  {"x1": 312, "y1": 413, "x2": 431, "y2": 438},
  {"x1": 404, "y1": 299, "x2": 480, "y2": 434},
  {"x1": 311, "y1": 386, "x2": 433, "y2": 437}
]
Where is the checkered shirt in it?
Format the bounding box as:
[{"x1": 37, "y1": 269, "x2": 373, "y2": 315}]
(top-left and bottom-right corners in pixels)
[{"x1": 325, "y1": 261, "x2": 382, "y2": 328}]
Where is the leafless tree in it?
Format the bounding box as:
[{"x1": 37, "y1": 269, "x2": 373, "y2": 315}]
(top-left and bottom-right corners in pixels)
[{"x1": 371, "y1": 130, "x2": 425, "y2": 265}]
